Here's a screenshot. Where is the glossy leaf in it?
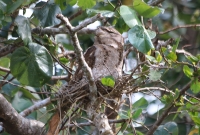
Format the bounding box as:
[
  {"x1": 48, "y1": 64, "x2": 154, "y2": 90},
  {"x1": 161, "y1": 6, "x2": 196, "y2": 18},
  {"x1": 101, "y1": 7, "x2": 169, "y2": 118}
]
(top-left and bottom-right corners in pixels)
[
  {"x1": 149, "y1": 69, "x2": 161, "y2": 81},
  {"x1": 18, "y1": 87, "x2": 38, "y2": 99},
  {"x1": 12, "y1": 94, "x2": 33, "y2": 112},
  {"x1": 54, "y1": 0, "x2": 66, "y2": 10},
  {"x1": 145, "y1": 55, "x2": 157, "y2": 63},
  {"x1": 154, "y1": 122, "x2": 178, "y2": 135},
  {"x1": 132, "y1": 97, "x2": 148, "y2": 109},
  {"x1": 146, "y1": 29, "x2": 156, "y2": 39},
  {"x1": 10, "y1": 42, "x2": 53, "y2": 87},
  {"x1": 186, "y1": 55, "x2": 199, "y2": 64},
  {"x1": 101, "y1": 76, "x2": 115, "y2": 88},
  {"x1": 120, "y1": 5, "x2": 141, "y2": 28},
  {"x1": 0, "y1": 0, "x2": 6, "y2": 13},
  {"x1": 132, "y1": 108, "x2": 142, "y2": 119},
  {"x1": 15, "y1": 15, "x2": 32, "y2": 45},
  {"x1": 128, "y1": 25, "x2": 154, "y2": 53},
  {"x1": 183, "y1": 65, "x2": 193, "y2": 78},
  {"x1": 33, "y1": 2, "x2": 61, "y2": 27},
  {"x1": 133, "y1": 0, "x2": 161, "y2": 18},
  {"x1": 78, "y1": 0, "x2": 96, "y2": 9},
  {"x1": 172, "y1": 37, "x2": 180, "y2": 52},
  {"x1": 119, "y1": 111, "x2": 130, "y2": 119},
  {"x1": 191, "y1": 78, "x2": 200, "y2": 94},
  {"x1": 2, "y1": 77, "x2": 19, "y2": 96},
  {"x1": 6, "y1": 0, "x2": 23, "y2": 13},
  {"x1": 167, "y1": 51, "x2": 177, "y2": 61},
  {"x1": 86, "y1": 9, "x2": 115, "y2": 18},
  {"x1": 0, "y1": 57, "x2": 10, "y2": 76},
  {"x1": 155, "y1": 51, "x2": 162, "y2": 62}
]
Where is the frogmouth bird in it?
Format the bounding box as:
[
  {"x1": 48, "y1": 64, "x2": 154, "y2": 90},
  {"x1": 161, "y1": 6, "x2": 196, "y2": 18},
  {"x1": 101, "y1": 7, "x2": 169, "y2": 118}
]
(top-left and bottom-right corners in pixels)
[{"x1": 47, "y1": 26, "x2": 124, "y2": 135}]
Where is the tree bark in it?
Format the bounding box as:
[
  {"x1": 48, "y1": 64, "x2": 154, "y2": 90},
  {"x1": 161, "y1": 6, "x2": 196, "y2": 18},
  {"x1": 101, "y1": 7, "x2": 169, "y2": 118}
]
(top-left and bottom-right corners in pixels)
[{"x1": 0, "y1": 94, "x2": 44, "y2": 135}]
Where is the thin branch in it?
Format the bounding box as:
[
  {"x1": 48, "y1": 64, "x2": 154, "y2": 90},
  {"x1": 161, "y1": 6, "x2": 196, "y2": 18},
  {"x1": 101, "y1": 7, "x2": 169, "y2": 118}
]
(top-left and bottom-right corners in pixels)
[
  {"x1": 149, "y1": 0, "x2": 165, "y2": 6},
  {"x1": 159, "y1": 24, "x2": 200, "y2": 35},
  {"x1": 0, "y1": 45, "x2": 20, "y2": 57},
  {"x1": 0, "y1": 66, "x2": 10, "y2": 72},
  {"x1": 58, "y1": 51, "x2": 75, "y2": 58},
  {"x1": 20, "y1": 97, "x2": 51, "y2": 117},
  {"x1": 136, "y1": 87, "x2": 193, "y2": 104},
  {"x1": 73, "y1": 14, "x2": 102, "y2": 32},
  {"x1": 51, "y1": 75, "x2": 68, "y2": 80},
  {"x1": 64, "y1": 119, "x2": 128, "y2": 128},
  {"x1": 0, "y1": 66, "x2": 68, "y2": 81},
  {"x1": 32, "y1": 27, "x2": 69, "y2": 35},
  {"x1": 32, "y1": 27, "x2": 96, "y2": 36},
  {"x1": 56, "y1": 14, "x2": 97, "y2": 100},
  {"x1": 32, "y1": 13, "x2": 102, "y2": 36},
  {"x1": 155, "y1": 38, "x2": 174, "y2": 50},
  {"x1": 146, "y1": 81, "x2": 191, "y2": 135},
  {"x1": 176, "y1": 49, "x2": 194, "y2": 57}
]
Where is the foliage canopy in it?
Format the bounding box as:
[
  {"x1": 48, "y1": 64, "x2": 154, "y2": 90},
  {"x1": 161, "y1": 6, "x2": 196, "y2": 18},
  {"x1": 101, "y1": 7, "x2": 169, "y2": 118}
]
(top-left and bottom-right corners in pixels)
[{"x1": 0, "y1": 0, "x2": 200, "y2": 135}]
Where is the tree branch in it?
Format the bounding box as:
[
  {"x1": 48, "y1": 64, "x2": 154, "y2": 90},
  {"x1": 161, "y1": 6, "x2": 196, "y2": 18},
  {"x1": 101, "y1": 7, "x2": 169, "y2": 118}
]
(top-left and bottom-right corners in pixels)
[
  {"x1": 56, "y1": 13, "x2": 97, "y2": 100},
  {"x1": 149, "y1": 0, "x2": 165, "y2": 6},
  {"x1": 159, "y1": 24, "x2": 200, "y2": 35},
  {"x1": 0, "y1": 94, "x2": 44, "y2": 135},
  {"x1": 20, "y1": 97, "x2": 51, "y2": 117},
  {"x1": 146, "y1": 81, "x2": 191, "y2": 135},
  {"x1": 0, "y1": 66, "x2": 10, "y2": 72}
]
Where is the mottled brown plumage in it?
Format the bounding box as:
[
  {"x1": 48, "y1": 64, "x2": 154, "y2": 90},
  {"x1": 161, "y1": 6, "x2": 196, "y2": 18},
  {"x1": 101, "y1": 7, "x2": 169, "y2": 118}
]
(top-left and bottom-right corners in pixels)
[
  {"x1": 48, "y1": 26, "x2": 124, "y2": 135},
  {"x1": 73, "y1": 26, "x2": 124, "y2": 84}
]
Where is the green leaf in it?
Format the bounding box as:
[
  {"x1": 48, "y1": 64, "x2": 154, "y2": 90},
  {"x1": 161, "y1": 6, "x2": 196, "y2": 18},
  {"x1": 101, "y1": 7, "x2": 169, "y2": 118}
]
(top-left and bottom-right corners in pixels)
[
  {"x1": 161, "y1": 94, "x2": 174, "y2": 104},
  {"x1": 128, "y1": 25, "x2": 155, "y2": 53},
  {"x1": 22, "y1": 0, "x2": 33, "y2": 6},
  {"x1": 12, "y1": 94, "x2": 33, "y2": 112},
  {"x1": 149, "y1": 69, "x2": 161, "y2": 81},
  {"x1": 133, "y1": 0, "x2": 161, "y2": 18},
  {"x1": 86, "y1": 9, "x2": 114, "y2": 18},
  {"x1": 132, "y1": 108, "x2": 142, "y2": 119},
  {"x1": 55, "y1": 0, "x2": 66, "y2": 10},
  {"x1": 18, "y1": 87, "x2": 38, "y2": 99},
  {"x1": 166, "y1": 51, "x2": 177, "y2": 61},
  {"x1": 0, "y1": 57, "x2": 10, "y2": 76},
  {"x1": 15, "y1": 15, "x2": 32, "y2": 45},
  {"x1": 59, "y1": 57, "x2": 69, "y2": 64},
  {"x1": 67, "y1": 0, "x2": 77, "y2": 6},
  {"x1": 145, "y1": 55, "x2": 156, "y2": 63},
  {"x1": 120, "y1": 122, "x2": 129, "y2": 133},
  {"x1": 120, "y1": 5, "x2": 141, "y2": 28},
  {"x1": 77, "y1": 0, "x2": 96, "y2": 9},
  {"x1": 196, "y1": 54, "x2": 200, "y2": 60},
  {"x1": 0, "y1": 0, "x2": 7, "y2": 12},
  {"x1": 6, "y1": 0, "x2": 23, "y2": 14},
  {"x1": 183, "y1": 65, "x2": 193, "y2": 78},
  {"x1": 172, "y1": 37, "x2": 180, "y2": 52},
  {"x1": 132, "y1": 97, "x2": 148, "y2": 109},
  {"x1": 101, "y1": 76, "x2": 115, "y2": 88},
  {"x1": 33, "y1": 2, "x2": 61, "y2": 27},
  {"x1": 119, "y1": 111, "x2": 130, "y2": 119},
  {"x1": 155, "y1": 51, "x2": 162, "y2": 62},
  {"x1": 146, "y1": 29, "x2": 156, "y2": 39},
  {"x1": 191, "y1": 78, "x2": 200, "y2": 94},
  {"x1": 186, "y1": 55, "x2": 199, "y2": 64},
  {"x1": 10, "y1": 42, "x2": 53, "y2": 87},
  {"x1": 154, "y1": 122, "x2": 178, "y2": 135}
]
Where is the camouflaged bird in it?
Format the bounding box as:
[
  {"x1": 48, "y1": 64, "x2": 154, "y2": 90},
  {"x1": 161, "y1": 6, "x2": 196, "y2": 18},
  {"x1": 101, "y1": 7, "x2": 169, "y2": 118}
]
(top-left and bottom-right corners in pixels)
[
  {"x1": 47, "y1": 26, "x2": 124, "y2": 135},
  {"x1": 72, "y1": 26, "x2": 124, "y2": 85}
]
